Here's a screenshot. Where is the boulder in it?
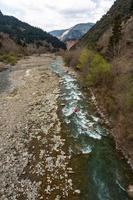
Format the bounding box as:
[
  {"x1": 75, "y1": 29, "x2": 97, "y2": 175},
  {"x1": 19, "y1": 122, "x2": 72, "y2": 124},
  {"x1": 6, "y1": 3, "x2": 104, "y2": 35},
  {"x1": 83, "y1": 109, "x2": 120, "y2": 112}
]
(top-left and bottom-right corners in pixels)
[{"x1": 127, "y1": 185, "x2": 133, "y2": 198}]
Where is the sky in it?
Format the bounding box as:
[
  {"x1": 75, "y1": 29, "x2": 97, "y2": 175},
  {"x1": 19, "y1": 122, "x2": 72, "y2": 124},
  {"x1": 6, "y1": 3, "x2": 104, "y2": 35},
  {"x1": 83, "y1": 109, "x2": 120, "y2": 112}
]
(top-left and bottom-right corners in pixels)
[{"x1": 0, "y1": 0, "x2": 115, "y2": 31}]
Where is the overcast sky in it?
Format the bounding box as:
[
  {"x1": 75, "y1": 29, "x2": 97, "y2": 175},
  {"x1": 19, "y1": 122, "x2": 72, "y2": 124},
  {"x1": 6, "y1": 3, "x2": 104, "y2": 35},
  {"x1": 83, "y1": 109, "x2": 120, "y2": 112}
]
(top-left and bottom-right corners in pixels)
[{"x1": 0, "y1": 0, "x2": 115, "y2": 31}]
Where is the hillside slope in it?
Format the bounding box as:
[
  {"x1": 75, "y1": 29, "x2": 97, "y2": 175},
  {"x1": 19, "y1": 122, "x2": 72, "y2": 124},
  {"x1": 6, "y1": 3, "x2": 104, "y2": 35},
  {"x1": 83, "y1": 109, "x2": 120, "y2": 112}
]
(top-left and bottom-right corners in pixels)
[
  {"x1": 0, "y1": 11, "x2": 66, "y2": 54},
  {"x1": 75, "y1": 0, "x2": 133, "y2": 51},
  {"x1": 66, "y1": 0, "x2": 133, "y2": 167}
]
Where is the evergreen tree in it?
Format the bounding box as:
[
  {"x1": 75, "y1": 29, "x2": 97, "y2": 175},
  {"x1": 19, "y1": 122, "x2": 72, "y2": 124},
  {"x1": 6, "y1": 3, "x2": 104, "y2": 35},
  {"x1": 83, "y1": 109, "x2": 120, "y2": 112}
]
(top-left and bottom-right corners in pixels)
[
  {"x1": 130, "y1": 0, "x2": 133, "y2": 11},
  {"x1": 108, "y1": 15, "x2": 122, "y2": 57},
  {"x1": 0, "y1": 13, "x2": 66, "y2": 50}
]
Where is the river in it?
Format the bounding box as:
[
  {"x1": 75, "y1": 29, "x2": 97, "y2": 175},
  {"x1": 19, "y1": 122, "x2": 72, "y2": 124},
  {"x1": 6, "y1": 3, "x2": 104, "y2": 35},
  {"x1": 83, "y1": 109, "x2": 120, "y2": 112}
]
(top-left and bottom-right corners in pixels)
[{"x1": 51, "y1": 57, "x2": 133, "y2": 200}]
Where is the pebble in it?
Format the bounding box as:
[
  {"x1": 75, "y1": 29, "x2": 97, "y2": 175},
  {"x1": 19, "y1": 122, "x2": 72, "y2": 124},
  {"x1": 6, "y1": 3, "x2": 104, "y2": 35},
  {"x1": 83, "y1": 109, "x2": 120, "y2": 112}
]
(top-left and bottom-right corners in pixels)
[
  {"x1": 74, "y1": 189, "x2": 81, "y2": 194},
  {"x1": 127, "y1": 185, "x2": 133, "y2": 198},
  {"x1": 0, "y1": 55, "x2": 77, "y2": 200}
]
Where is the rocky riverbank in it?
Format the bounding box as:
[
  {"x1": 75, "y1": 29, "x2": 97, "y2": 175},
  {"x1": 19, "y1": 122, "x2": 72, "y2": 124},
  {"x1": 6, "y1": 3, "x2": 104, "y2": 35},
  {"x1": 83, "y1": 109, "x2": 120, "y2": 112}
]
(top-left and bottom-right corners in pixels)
[
  {"x1": 61, "y1": 59, "x2": 133, "y2": 198},
  {"x1": 63, "y1": 61, "x2": 133, "y2": 169},
  {"x1": 0, "y1": 54, "x2": 77, "y2": 200}
]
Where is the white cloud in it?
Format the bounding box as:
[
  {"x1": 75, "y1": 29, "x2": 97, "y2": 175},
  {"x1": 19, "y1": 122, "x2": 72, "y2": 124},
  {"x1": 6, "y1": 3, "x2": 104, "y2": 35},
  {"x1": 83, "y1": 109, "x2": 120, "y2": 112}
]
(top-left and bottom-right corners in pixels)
[{"x1": 0, "y1": 0, "x2": 115, "y2": 31}]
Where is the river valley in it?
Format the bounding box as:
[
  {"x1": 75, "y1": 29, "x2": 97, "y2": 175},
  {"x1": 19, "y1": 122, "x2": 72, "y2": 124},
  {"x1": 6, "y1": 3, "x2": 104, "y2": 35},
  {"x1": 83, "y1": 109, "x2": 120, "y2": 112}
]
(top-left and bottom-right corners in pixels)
[{"x1": 0, "y1": 54, "x2": 132, "y2": 200}]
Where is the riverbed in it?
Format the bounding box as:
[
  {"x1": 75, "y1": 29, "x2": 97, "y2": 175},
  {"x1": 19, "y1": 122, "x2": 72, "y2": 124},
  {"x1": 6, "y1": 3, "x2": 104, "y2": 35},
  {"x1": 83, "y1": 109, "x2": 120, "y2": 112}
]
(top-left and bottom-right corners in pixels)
[{"x1": 0, "y1": 54, "x2": 132, "y2": 200}]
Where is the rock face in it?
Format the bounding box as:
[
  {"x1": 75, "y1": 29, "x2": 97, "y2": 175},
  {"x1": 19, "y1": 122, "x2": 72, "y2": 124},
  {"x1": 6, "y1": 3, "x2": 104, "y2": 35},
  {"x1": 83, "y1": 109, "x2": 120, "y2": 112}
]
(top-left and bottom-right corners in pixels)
[
  {"x1": 49, "y1": 29, "x2": 67, "y2": 39},
  {"x1": 50, "y1": 22, "x2": 94, "y2": 42},
  {"x1": 66, "y1": 40, "x2": 78, "y2": 50}
]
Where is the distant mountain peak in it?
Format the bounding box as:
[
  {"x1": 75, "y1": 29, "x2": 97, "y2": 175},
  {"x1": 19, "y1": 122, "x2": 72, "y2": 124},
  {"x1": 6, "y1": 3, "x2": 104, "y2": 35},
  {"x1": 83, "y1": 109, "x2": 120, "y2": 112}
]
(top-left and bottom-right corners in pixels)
[
  {"x1": 0, "y1": 10, "x2": 3, "y2": 16},
  {"x1": 49, "y1": 22, "x2": 95, "y2": 42}
]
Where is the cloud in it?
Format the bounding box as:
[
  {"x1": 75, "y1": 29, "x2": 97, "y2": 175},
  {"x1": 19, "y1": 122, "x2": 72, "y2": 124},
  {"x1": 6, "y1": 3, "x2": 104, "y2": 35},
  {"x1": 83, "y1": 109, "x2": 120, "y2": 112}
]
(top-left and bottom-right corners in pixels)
[{"x1": 0, "y1": 0, "x2": 115, "y2": 31}]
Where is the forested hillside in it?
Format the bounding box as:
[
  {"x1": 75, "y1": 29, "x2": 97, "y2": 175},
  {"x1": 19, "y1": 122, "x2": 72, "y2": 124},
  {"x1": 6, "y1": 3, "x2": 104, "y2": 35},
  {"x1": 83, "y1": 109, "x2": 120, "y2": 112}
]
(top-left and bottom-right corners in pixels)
[{"x1": 0, "y1": 11, "x2": 66, "y2": 54}]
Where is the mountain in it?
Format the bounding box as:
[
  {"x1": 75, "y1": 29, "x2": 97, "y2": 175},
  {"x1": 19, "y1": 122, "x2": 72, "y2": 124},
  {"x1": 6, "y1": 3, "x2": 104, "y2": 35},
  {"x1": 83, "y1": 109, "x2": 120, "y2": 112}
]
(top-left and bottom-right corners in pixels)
[
  {"x1": 49, "y1": 29, "x2": 67, "y2": 39},
  {"x1": 74, "y1": 0, "x2": 133, "y2": 52},
  {"x1": 0, "y1": 10, "x2": 3, "y2": 16},
  {"x1": 61, "y1": 23, "x2": 94, "y2": 42},
  {"x1": 0, "y1": 11, "x2": 66, "y2": 54},
  {"x1": 50, "y1": 22, "x2": 94, "y2": 42}
]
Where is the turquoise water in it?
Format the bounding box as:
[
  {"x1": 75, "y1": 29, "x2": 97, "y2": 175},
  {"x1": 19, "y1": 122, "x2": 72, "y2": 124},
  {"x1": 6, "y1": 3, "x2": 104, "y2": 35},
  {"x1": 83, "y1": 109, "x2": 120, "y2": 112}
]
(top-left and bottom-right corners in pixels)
[{"x1": 51, "y1": 57, "x2": 133, "y2": 200}]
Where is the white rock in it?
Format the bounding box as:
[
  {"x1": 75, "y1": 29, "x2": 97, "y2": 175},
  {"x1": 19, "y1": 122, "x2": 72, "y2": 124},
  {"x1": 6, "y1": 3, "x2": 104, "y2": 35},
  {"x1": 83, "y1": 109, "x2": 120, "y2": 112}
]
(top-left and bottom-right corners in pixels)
[{"x1": 74, "y1": 189, "x2": 81, "y2": 194}]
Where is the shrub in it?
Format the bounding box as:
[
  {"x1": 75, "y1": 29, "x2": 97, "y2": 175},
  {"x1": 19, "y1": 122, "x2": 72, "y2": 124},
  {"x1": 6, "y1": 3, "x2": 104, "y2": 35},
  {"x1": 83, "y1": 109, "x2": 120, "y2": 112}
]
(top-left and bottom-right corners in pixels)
[
  {"x1": 77, "y1": 49, "x2": 90, "y2": 70},
  {"x1": 63, "y1": 49, "x2": 81, "y2": 68},
  {"x1": 63, "y1": 48, "x2": 113, "y2": 88},
  {"x1": 86, "y1": 53, "x2": 112, "y2": 87},
  {"x1": 0, "y1": 53, "x2": 17, "y2": 65}
]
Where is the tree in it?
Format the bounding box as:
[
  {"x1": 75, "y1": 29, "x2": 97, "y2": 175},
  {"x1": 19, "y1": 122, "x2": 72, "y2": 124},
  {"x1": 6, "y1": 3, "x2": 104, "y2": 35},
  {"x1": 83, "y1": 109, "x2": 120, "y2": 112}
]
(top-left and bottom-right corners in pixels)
[
  {"x1": 130, "y1": 0, "x2": 133, "y2": 11},
  {"x1": 77, "y1": 49, "x2": 90, "y2": 70},
  {"x1": 86, "y1": 53, "x2": 112, "y2": 87},
  {"x1": 108, "y1": 15, "x2": 122, "y2": 57},
  {"x1": 0, "y1": 40, "x2": 2, "y2": 48}
]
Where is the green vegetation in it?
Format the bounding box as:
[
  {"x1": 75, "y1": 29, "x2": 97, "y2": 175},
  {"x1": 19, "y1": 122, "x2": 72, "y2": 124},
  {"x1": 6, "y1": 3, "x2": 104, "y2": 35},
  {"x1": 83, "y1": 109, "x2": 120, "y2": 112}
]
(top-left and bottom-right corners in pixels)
[
  {"x1": 74, "y1": 0, "x2": 132, "y2": 49},
  {"x1": 0, "y1": 53, "x2": 17, "y2": 65},
  {"x1": 64, "y1": 48, "x2": 112, "y2": 87},
  {"x1": 108, "y1": 15, "x2": 122, "y2": 57},
  {"x1": 63, "y1": 45, "x2": 133, "y2": 160},
  {"x1": 110, "y1": 16, "x2": 122, "y2": 44},
  {"x1": 86, "y1": 53, "x2": 111, "y2": 87},
  {"x1": 77, "y1": 49, "x2": 90, "y2": 70},
  {"x1": 0, "y1": 13, "x2": 66, "y2": 50},
  {"x1": 130, "y1": 0, "x2": 133, "y2": 11}
]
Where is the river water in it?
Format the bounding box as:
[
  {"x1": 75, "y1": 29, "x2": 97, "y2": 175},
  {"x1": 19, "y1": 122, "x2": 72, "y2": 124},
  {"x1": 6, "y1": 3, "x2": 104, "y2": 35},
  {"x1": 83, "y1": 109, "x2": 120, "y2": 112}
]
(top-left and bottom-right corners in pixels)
[
  {"x1": 51, "y1": 57, "x2": 133, "y2": 200},
  {"x1": 0, "y1": 68, "x2": 11, "y2": 93}
]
